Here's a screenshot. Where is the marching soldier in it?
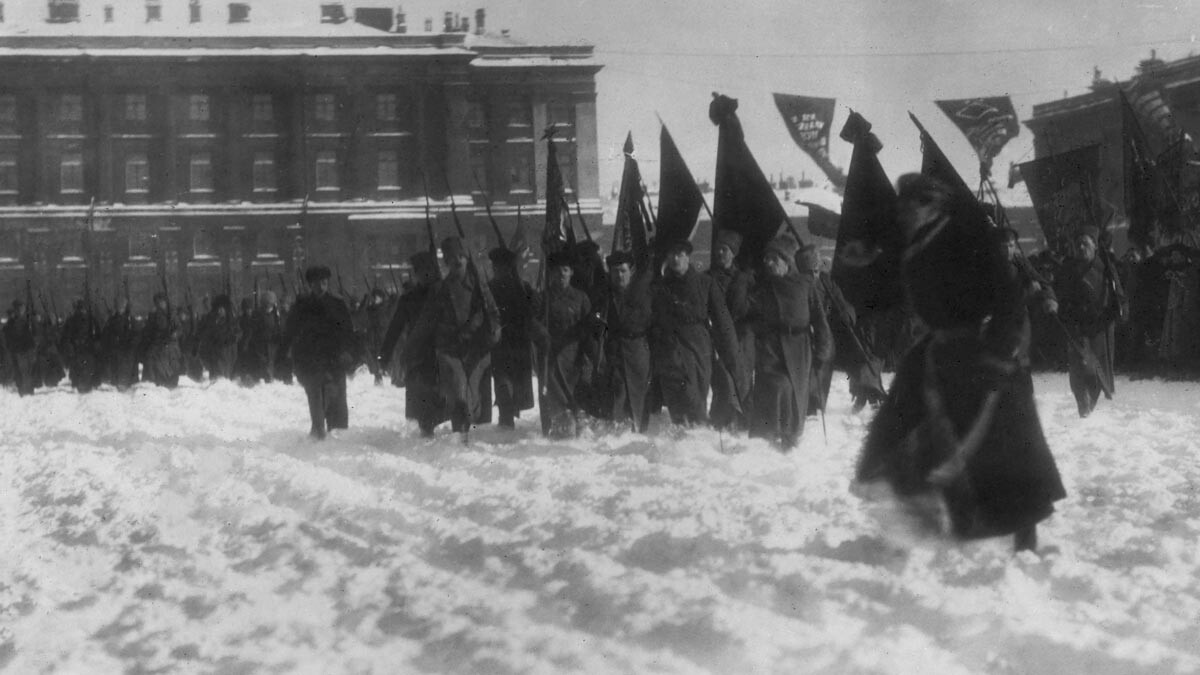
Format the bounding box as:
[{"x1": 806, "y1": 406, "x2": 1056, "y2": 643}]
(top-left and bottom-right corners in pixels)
[
  {"x1": 4, "y1": 299, "x2": 38, "y2": 396},
  {"x1": 649, "y1": 240, "x2": 748, "y2": 426},
  {"x1": 707, "y1": 231, "x2": 754, "y2": 429},
  {"x1": 749, "y1": 237, "x2": 832, "y2": 449},
  {"x1": 199, "y1": 294, "x2": 239, "y2": 381},
  {"x1": 408, "y1": 237, "x2": 500, "y2": 441},
  {"x1": 102, "y1": 298, "x2": 140, "y2": 390},
  {"x1": 381, "y1": 251, "x2": 444, "y2": 436},
  {"x1": 533, "y1": 249, "x2": 596, "y2": 438},
  {"x1": 60, "y1": 299, "x2": 102, "y2": 393},
  {"x1": 141, "y1": 291, "x2": 184, "y2": 389},
  {"x1": 284, "y1": 265, "x2": 355, "y2": 439},
  {"x1": 1053, "y1": 226, "x2": 1119, "y2": 417},
  {"x1": 488, "y1": 246, "x2": 537, "y2": 429},
  {"x1": 596, "y1": 249, "x2": 653, "y2": 431}
]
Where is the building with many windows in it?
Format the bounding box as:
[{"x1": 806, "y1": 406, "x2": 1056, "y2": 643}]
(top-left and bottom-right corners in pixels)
[{"x1": 0, "y1": 2, "x2": 600, "y2": 312}]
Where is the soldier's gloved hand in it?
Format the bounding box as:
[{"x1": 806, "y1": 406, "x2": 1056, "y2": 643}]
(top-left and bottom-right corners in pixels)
[{"x1": 1044, "y1": 298, "x2": 1059, "y2": 314}]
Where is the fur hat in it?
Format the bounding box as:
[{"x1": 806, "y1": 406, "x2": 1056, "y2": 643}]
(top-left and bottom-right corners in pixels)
[
  {"x1": 304, "y1": 265, "x2": 332, "y2": 283},
  {"x1": 664, "y1": 239, "x2": 694, "y2": 256},
  {"x1": 715, "y1": 230, "x2": 743, "y2": 256},
  {"x1": 606, "y1": 249, "x2": 634, "y2": 268},
  {"x1": 261, "y1": 290, "x2": 278, "y2": 306},
  {"x1": 764, "y1": 235, "x2": 801, "y2": 265},
  {"x1": 487, "y1": 247, "x2": 518, "y2": 265},
  {"x1": 547, "y1": 249, "x2": 575, "y2": 269},
  {"x1": 409, "y1": 250, "x2": 438, "y2": 276},
  {"x1": 796, "y1": 244, "x2": 822, "y2": 273},
  {"x1": 440, "y1": 236, "x2": 465, "y2": 261}
]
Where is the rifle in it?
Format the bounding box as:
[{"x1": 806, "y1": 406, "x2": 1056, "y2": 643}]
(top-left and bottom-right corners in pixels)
[
  {"x1": 443, "y1": 170, "x2": 501, "y2": 340},
  {"x1": 335, "y1": 265, "x2": 352, "y2": 302},
  {"x1": 123, "y1": 276, "x2": 132, "y2": 314},
  {"x1": 160, "y1": 263, "x2": 172, "y2": 314},
  {"x1": 420, "y1": 173, "x2": 441, "y2": 280},
  {"x1": 572, "y1": 198, "x2": 594, "y2": 243},
  {"x1": 25, "y1": 280, "x2": 35, "y2": 331},
  {"x1": 277, "y1": 272, "x2": 290, "y2": 304},
  {"x1": 472, "y1": 169, "x2": 507, "y2": 249}
]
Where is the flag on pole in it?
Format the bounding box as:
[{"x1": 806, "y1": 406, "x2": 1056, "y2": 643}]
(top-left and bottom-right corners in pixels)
[
  {"x1": 612, "y1": 132, "x2": 652, "y2": 264},
  {"x1": 1120, "y1": 90, "x2": 1185, "y2": 246},
  {"x1": 800, "y1": 202, "x2": 840, "y2": 239},
  {"x1": 1018, "y1": 144, "x2": 1104, "y2": 247},
  {"x1": 710, "y1": 92, "x2": 788, "y2": 269},
  {"x1": 655, "y1": 122, "x2": 704, "y2": 267},
  {"x1": 773, "y1": 93, "x2": 847, "y2": 190},
  {"x1": 934, "y1": 96, "x2": 1020, "y2": 177},
  {"x1": 832, "y1": 110, "x2": 902, "y2": 313},
  {"x1": 543, "y1": 129, "x2": 576, "y2": 253}
]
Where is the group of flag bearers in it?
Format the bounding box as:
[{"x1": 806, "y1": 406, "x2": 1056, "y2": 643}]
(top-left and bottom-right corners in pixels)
[{"x1": 9, "y1": 82, "x2": 1159, "y2": 556}]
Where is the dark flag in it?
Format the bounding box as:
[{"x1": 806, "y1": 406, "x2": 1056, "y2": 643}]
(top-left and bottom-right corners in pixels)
[
  {"x1": 655, "y1": 122, "x2": 704, "y2": 266},
  {"x1": 1124, "y1": 75, "x2": 1181, "y2": 157},
  {"x1": 710, "y1": 92, "x2": 789, "y2": 269},
  {"x1": 543, "y1": 130, "x2": 576, "y2": 254},
  {"x1": 832, "y1": 111, "x2": 902, "y2": 313},
  {"x1": 934, "y1": 96, "x2": 1020, "y2": 177},
  {"x1": 1018, "y1": 144, "x2": 1104, "y2": 247},
  {"x1": 800, "y1": 201, "x2": 840, "y2": 239},
  {"x1": 1120, "y1": 91, "x2": 1184, "y2": 246},
  {"x1": 612, "y1": 132, "x2": 652, "y2": 264},
  {"x1": 773, "y1": 93, "x2": 847, "y2": 190},
  {"x1": 910, "y1": 112, "x2": 992, "y2": 232}
]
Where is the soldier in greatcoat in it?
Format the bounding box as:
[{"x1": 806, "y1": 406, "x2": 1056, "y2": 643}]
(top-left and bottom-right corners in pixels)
[
  {"x1": 102, "y1": 298, "x2": 140, "y2": 390},
  {"x1": 140, "y1": 291, "x2": 184, "y2": 389},
  {"x1": 595, "y1": 249, "x2": 653, "y2": 431},
  {"x1": 855, "y1": 174, "x2": 1065, "y2": 553},
  {"x1": 380, "y1": 251, "x2": 444, "y2": 436},
  {"x1": 648, "y1": 240, "x2": 748, "y2": 426},
  {"x1": 246, "y1": 290, "x2": 286, "y2": 384},
  {"x1": 488, "y1": 247, "x2": 537, "y2": 429},
  {"x1": 748, "y1": 237, "x2": 832, "y2": 449},
  {"x1": 4, "y1": 299, "x2": 38, "y2": 396},
  {"x1": 284, "y1": 265, "x2": 355, "y2": 439},
  {"x1": 60, "y1": 299, "x2": 102, "y2": 393},
  {"x1": 1053, "y1": 226, "x2": 1119, "y2": 417},
  {"x1": 407, "y1": 237, "x2": 500, "y2": 441},
  {"x1": 707, "y1": 230, "x2": 755, "y2": 429},
  {"x1": 199, "y1": 294, "x2": 239, "y2": 381},
  {"x1": 532, "y1": 249, "x2": 596, "y2": 438}
]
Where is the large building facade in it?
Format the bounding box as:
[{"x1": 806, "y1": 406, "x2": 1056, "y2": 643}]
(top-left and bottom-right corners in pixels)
[
  {"x1": 0, "y1": 2, "x2": 600, "y2": 312},
  {"x1": 1026, "y1": 53, "x2": 1200, "y2": 250}
]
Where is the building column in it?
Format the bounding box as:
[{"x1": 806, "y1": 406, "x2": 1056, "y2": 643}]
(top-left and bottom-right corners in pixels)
[
  {"x1": 225, "y1": 88, "x2": 247, "y2": 203},
  {"x1": 531, "y1": 94, "x2": 548, "y2": 203},
  {"x1": 32, "y1": 92, "x2": 50, "y2": 205},
  {"x1": 574, "y1": 92, "x2": 599, "y2": 201},
  {"x1": 443, "y1": 81, "x2": 471, "y2": 197},
  {"x1": 347, "y1": 83, "x2": 371, "y2": 200},
  {"x1": 96, "y1": 91, "x2": 114, "y2": 204},
  {"x1": 160, "y1": 87, "x2": 178, "y2": 202}
]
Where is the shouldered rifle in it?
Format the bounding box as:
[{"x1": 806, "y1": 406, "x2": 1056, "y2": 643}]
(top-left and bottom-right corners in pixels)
[
  {"x1": 472, "y1": 169, "x2": 507, "y2": 249},
  {"x1": 443, "y1": 171, "x2": 501, "y2": 330},
  {"x1": 420, "y1": 173, "x2": 442, "y2": 281},
  {"x1": 25, "y1": 279, "x2": 35, "y2": 330}
]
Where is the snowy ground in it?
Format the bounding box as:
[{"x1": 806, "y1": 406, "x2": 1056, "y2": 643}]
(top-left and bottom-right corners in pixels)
[{"x1": 2, "y1": 370, "x2": 1199, "y2": 674}]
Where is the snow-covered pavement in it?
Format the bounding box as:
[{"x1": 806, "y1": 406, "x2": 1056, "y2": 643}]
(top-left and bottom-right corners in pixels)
[{"x1": 2, "y1": 372, "x2": 1199, "y2": 674}]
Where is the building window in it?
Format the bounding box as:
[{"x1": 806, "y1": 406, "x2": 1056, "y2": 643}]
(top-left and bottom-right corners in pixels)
[
  {"x1": 314, "y1": 94, "x2": 336, "y2": 123},
  {"x1": 60, "y1": 153, "x2": 83, "y2": 194},
  {"x1": 315, "y1": 151, "x2": 338, "y2": 191},
  {"x1": 48, "y1": 0, "x2": 79, "y2": 23},
  {"x1": 0, "y1": 154, "x2": 17, "y2": 195},
  {"x1": 377, "y1": 150, "x2": 399, "y2": 190},
  {"x1": 0, "y1": 95, "x2": 16, "y2": 130},
  {"x1": 507, "y1": 144, "x2": 533, "y2": 193},
  {"x1": 193, "y1": 228, "x2": 216, "y2": 258},
  {"x1": 188, "y1": 95, "x2": 209, "y2": 122},
  {"x1": 376, "y1": 93, "x2": 397, "y2": 122},
  {"x1": 253, "y1": 152, "x2": 276, "y2": 192},
  {"x1": 58, "y1": 94, "x2": 83, "y2": 122},
  {"x1": 145, "y1": 0, "x2": 161, "y2": 22},
  {"x1": 252, "y1": 94, "x2": 273, "y2": 123},
  {"x1": 124, "y1": 94, "x2": 147, "y2": 122},
  {"x1": 228, "y1": 2, "x2": 249, "y2": 23},
  {"x1": 125, "y1": 154, "x2": 149, "y2": 194},
  {"x1": 320, "y1": 3, "x2": 347, "y2": 23},
  {"x1": 189, "y1": 152, "x2": 213, "y2": 193},
  {"x1": 189, "y1": 0, "x2": 200, "y2": 22},
  {"x1": 0, "y1": 3, "x2": 5, "y2": 23},
  {"x1": 103, "y1": 4, "x2": 112, "y2": 22}
]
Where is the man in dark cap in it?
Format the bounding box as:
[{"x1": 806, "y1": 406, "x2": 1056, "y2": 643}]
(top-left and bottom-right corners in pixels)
[
  {"x1": 649, "y1": 239, "x2": 748, "y2": 426},
  {"x1": 362, "y1": 287, "x2": 390, "y2": 385},
  {"x1": 595, "y1": 249, "x2": 653, "y2": 430},
  {"x1": 246, "y1": 290, "x2": 286, "y2": 384},
  {"x1": 748, "y1": 236, "x2": 832, "y2": 449},
  {"x1": 488, "y1": 246, "x2": 537, "y2": 429},
  {"x1": 102, "y1": 297, "x2": 140, "y2": 390},
  {"x1": 380, "y1": 250, "x2": 445, "y2": 436},
  {"x1": 707, "y1": 230, "x2": 754, "y2": 429},
  {"x1": 532, "y1": 248, "x2": 596, "y2": 437},
  {"x1": 141, "y1": 291, "x2": 184, "y2": 388},
  {"x1": 4, "y1": 299, "x2": 38, "y2": 396},
  {"x1": 1053, "y1": 225, "x2": 1119, "y2": 417},
  {"x1": 199, "y1": 293, "x2": 239, "y2": 381},
  {"x1": 408, "y1": 237, "x2": 500, "y2": 441},
  {"x1": 284, "y1": 264, "x2": 355, "y2": 439}
]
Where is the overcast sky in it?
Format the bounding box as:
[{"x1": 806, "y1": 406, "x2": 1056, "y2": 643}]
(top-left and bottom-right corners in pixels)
[{"x1": 468, "y1": 0, "x2": 1200, "y2": 198}]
